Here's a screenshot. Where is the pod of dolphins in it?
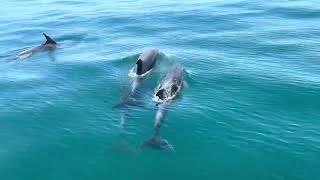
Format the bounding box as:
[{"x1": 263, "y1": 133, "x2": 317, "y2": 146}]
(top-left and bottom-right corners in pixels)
[{"x1": 18, "y1": 34, "x2": 186, "y2": 151}]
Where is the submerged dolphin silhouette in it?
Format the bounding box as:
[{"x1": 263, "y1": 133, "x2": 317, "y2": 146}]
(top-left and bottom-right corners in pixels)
[
  {"x1": 18, "y1": 33, "x2": 58, "y2": 59},
  {"x1": 141, "y1": 127, "x2": 173, "y2": 150}
]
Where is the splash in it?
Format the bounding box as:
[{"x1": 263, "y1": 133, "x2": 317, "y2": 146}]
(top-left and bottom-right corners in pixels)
[
  {"x1": 128, "y1": 67, "x2": 153, "y2": 79},
  {"x1": 153, "y1": 83, "x2": 182, "y2": 103}
]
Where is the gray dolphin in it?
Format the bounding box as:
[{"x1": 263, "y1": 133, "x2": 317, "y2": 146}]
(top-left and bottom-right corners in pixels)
[
  {"x1": 116, "y1": 48, "x2": 160, "y2": 108},
  {"x1": 142, "y1": 64, "x2": 185, "y2": 150},
  {"x1": 115, "y1": 49, "x2": 159, "y2": 126},
  {"x1": 18, "y1": 33, "x2": 58, "y2": 59},
  {"x1": 135, "y1": 48, "x2": 159, "y2": 75}
]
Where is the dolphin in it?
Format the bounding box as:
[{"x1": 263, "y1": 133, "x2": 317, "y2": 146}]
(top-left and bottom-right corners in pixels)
[
  {"x1": 129, "y1": 48, "x2": 159, "y2": 97},
  {"x1": 116, "y1": 49, "x2": 160, "y2": 107},
  {"x1": 115, "y1": 49, "x2": 159, "y2": 126},
  {"x1": 135, "y1": 48, "x2": 159, "y2": 76},
  {"x1": 142, "y1": 64, "x2": 185, "y2": 150},
  {"x1": 18, "y1": 33, "x2": 58, "y2": 59}
]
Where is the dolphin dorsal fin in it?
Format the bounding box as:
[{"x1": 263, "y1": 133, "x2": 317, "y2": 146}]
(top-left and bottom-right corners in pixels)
[
  {"x1": 43, "y1": 33, "x2": 57, "y2": 44},
  {"x1": 136, "y1": 59, "x2": 143, "y2": 75}
]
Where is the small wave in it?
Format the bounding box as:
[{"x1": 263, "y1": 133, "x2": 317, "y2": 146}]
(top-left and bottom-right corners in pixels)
[
  {"x1": 0, "y1": 71, "x2": 43, "y2": 82},
  {"x1": 268, "y1": 7, "x2": 320, "y2": 19}
]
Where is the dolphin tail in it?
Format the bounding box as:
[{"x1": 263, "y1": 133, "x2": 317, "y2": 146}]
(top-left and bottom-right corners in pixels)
[
  {"x1": 141, "y1": 133, "x2": 174, "y2": 151},
  {"x1": 43, "y1": 33, "x2": 57, "y2": 44}
]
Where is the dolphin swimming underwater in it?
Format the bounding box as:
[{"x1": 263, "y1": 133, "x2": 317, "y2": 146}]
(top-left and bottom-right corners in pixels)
[
  {"x1": 115, "y1": 49, "x2": 159, "y2": 126},
  {"x1": 18, "y1": 33, "x2": 58, "y2": 59},
  {"x1": 141, "y1": 64, "x2": 185, "y2": 150},
  {"x1": 141, "y1": 101, "x2": 173, "y2": 150}
]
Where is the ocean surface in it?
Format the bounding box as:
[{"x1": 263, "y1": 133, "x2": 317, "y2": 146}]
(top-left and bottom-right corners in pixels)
[{"x1": 1, "y1": 0, "x2": 319, "y2": 179}]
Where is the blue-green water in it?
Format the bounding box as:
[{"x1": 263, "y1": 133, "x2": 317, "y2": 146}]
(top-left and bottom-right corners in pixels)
[{"x1": 1, "y1": 0, "x2": 320, "y2": 179}]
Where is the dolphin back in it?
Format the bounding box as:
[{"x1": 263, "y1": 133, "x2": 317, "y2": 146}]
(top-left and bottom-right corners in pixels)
[{"x1": 137, "y1": 48, "x2": 159, "y2": 75}]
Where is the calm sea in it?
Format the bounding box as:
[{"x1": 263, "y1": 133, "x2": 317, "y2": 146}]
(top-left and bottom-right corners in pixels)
[{"x1": 0, "y1": 0, "x2": 319, "y2": 179}]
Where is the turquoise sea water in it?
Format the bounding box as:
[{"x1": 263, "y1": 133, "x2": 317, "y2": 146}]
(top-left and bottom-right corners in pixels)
[{"x1": 1, "y1": 0, "x2": 320, "y2": 179}]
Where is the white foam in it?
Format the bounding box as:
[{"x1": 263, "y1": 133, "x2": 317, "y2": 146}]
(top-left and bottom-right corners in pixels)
[
  {"x1": 153, "y1": 84, "x2": 182, "y2": 103},
  {"x1": 128, "y1": 67, "x2": 153, "y2": 78}
]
